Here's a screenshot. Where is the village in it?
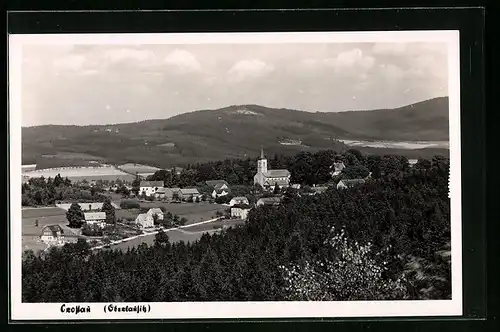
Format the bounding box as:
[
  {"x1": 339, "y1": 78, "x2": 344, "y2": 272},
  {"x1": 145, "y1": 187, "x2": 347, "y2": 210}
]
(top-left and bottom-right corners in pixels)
[{"x1": 22, "y1": 147, "x2": 420, "y2": 254}]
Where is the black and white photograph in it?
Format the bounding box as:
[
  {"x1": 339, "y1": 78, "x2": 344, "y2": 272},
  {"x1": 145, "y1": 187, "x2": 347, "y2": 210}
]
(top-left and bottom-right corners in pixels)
[{"x1": 9, "y1": 31, "x2": 462, "y2": 320}]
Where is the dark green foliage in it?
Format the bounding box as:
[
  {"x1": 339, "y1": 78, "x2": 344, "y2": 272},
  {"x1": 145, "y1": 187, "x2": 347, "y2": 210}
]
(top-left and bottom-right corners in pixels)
[
  {"x1": 120, "y1": 200, "x2": 140, "y2": 209},
  {"x1": 66, "y1": 203, "x2": 84, "y2": 228},
  {"x1": 22, "y1": 152, "x2": 450, "y2": 302},
  {"x1": 21, "y1": 175, "x2": 108, "y2": 207},
  {"x1": 101, "y1": 199, "x2": 116, "y2": 225},
  {"x1": 82, "y1": 223, "x2": 103, "y2": 236}
]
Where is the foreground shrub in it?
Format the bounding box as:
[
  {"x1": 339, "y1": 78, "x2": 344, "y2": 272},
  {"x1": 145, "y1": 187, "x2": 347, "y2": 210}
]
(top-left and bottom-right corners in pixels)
[{"x1": 280, "y1": 226, "x2": 409, "y2": 301}]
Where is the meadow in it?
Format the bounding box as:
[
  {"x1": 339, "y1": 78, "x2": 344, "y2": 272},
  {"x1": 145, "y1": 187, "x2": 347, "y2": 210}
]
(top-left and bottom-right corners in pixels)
[{"x1": 23, "y1": 166, "x2": 135, "y2": 182}]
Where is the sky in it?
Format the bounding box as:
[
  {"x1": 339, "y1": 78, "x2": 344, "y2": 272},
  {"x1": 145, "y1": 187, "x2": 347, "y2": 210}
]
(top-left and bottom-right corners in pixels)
[{"x1": 20, "y1": 41, "x2": 448, "y2": 126}]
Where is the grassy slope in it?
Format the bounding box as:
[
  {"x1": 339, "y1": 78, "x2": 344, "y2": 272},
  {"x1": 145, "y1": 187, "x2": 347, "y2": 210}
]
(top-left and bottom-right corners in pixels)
[{"x1": 22, "y1": 97, "x2": 449, "y2": 167}]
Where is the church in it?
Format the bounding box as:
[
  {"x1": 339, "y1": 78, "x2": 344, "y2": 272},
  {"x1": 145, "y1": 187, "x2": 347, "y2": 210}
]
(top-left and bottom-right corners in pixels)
[{"x1": 254, "y1": 147, "x2": 291, "y2": 190}]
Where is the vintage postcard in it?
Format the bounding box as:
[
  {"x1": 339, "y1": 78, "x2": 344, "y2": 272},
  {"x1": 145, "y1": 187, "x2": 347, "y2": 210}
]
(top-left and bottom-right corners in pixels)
[{"x1": 9, "y1": 31, "x2": 461, "y2": 320}]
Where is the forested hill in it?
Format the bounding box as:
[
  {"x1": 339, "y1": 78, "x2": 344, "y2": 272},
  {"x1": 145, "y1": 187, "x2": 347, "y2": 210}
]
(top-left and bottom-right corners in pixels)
[{"x1": 22, "y1": 97, "x2": 449, "y2": 167}]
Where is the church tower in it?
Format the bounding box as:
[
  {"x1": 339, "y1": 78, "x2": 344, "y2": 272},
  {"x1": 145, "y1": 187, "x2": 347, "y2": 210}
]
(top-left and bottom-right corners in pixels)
[{"x1": 257, "y1": 146, "x2": 268, "y2": 175}]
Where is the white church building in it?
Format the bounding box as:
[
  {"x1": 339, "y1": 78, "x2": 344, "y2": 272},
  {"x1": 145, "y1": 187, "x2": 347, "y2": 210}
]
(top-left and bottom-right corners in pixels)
[{"x1": 253, "y1": 147, "x2": 291, "y2": 190}]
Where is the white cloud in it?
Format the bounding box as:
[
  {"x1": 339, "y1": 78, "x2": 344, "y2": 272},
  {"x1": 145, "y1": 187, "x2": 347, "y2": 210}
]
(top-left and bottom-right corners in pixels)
[
  {"x1": 53, "y1": 55, "x2": 87, "y2": 71},
  {"x1": 163, "y1": 49, "x2": 202, "y2": 73},
  {"x1": 103, "y1": 48, "x2": 156, "y2": 64},
  {"x1": 299, "y1": 49, "x2": 375, "y2": 73},
  {"x1": 227, "y1": 59, "x2": 275, "y2": 82},
  {"x1": 372, "y1": 43, "x2": 408, "y2": 55}
]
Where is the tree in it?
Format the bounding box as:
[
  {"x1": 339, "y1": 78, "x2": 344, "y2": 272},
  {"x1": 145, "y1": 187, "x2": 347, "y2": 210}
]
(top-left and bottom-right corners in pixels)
[
  {"x1": 273, "y1": 183, "x2": 281, "y2": 195},
  {"x1": 34, "y1": 220, "x2": 39, "y2": 227},
  {"x1": 66, "y1": 203, "x2": 85, "y2": 228},
  {"x1": 152, "y1": 214, "x2": 159, "y2": 225},
  {"x1": 179, "y1": 217, "x2": 188, "y2": 226},
  {"x1": 132, "y1": 175, "x2": 141, "y2": 196},
  {"x1": 342, "y1": 165, "x2": 370, "y2": 179},
  {"x1": 154, "y1": 230, "x2": 170, "y2": 247},
  {"x1": 101, "y1": 199, "x2": 116, "y2": 225}
]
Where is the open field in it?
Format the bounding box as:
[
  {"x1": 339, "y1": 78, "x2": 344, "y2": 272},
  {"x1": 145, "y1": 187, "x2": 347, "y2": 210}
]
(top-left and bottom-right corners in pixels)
[
  {"x1": 138, "y1": 202, "x2": 227, "y2": 225},
  {"x1": 23, "y1": 166, "x2": 135, "y2": 182},
  {"x1": 22, "y1": 207, "x2": 66, "y2": 219},
  {"x1": 117, "y1": 163, "x2": 160, "y2": 174},
  {"x1": 108, "y1": 219, "x2": 245, "y2": 251}
]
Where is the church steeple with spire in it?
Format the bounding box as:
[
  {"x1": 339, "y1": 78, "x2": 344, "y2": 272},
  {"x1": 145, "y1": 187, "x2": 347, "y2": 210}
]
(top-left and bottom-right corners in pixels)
[{"x1": 257, "y1": 146, "x2": 268, "y2": 175}]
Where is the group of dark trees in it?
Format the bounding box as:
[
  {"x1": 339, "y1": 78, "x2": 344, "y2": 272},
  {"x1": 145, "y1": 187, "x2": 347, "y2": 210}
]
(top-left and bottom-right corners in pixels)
[
  {"x1": 66, "y1": 199, "x2": 117, "y2": 229},
  {"x1": 22, "y1": 152, "x2": 450, "y2": 302},
  {"x1": 144, "y1": 149, "x2": 414, "y2": 189},
  {"x1": 22, "y1": 175, "x2": 109, "y2": 207}
]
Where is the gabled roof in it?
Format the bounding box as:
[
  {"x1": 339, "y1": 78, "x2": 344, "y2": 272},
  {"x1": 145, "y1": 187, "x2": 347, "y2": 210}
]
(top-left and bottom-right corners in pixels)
[
  {"x1": 312, "y1": 186, "x2": 329, "y2": 193},
  {"x1": 214, "y1": 182, "x2": 230, "y2": 190},
  {"x1": 231, "y1": 196, "x2": 249, "y2": 202},
  {"x1": 41, "y1": 224, "x2": 64, "y2": 236},
  {"x1": 84, "y1": 212, "x2": 106, "y2": 221},
  {"x1": 147, "y1": 208, "x2": 163, "y2": 215},
  {"x1": 213, "y1": 187, "x2": 230, "y2": 194},
  {"x1": 257, "y1": 197, "x2": 282, "y2": 205},
  {"x1": 140, "y1": 181, "x2": 164, "y2": 188},
  {"x1": 264, "y1": 169, "x2": 290, "y2": 178},
  {"x1": 155, "y1": 187, "x2": 169, "y2": 193},
  {"x1": 206, "y1": 180, "x2": 229, "y2": 187},
  {"x1": 180, "y1": 188, "x2": 200, "y2": 195},
  {"x1": 339, "y1": 179, "x2": 366, "y2": 187},
  {"x1": 264, "y1": 178, "x2": 290, "y2": 186},
  {"x1": 135, "y1": 213, "x2": 150, "y2": 223}
]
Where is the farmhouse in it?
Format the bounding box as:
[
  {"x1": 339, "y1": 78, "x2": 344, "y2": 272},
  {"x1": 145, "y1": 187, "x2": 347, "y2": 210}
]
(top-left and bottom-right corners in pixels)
[
  {"x1": 337, "y1": 179, "x2": 366, "y2": 190},
  {"x1": 206, "y1": 180, "x2": 231, "y2": 198},
  {"x1": 40, "y1": 225, "x2": 65, "y2": 245},
  {"x1": 409, "y1": 159, "x2": 418, "y2": 167},
  {"x1": 154, "y1": 187, "x2": 169, "y2": 199},
  {"x1": 147, "y1": 208, "x2": 164, "y2": 221},
  {"x1": 330, "y1": 162, "x2": 346, "y2": 177},
  {"x1": 229, "y1": 196, "x2": 249, "y2": 207},
  {"x1": 256, "y1": 197, "x2": 282, "y2": 207},
  {"x1": 179, "y1": 188, "x2": 202, "y2": 202},
  {"x1": 231, "y1": 204, "x2": 252, "y2": 220},
  {"x1": 84, "y1": 212, "x2": 106, "y2": 228},
  {"x1": 135, "y1": 213, "x2": 154, "y2": 229},
  {"x1": 139, "y1": 181, "x2": 164, "y2": 197},
  {"x1": 254, "y1": 147, "x2": 291, "y2": 190}
]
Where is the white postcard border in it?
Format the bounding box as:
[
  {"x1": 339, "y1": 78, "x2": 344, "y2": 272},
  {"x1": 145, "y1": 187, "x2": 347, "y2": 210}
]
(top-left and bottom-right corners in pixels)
[{"x1": 9, "y1": 30, "x2": 462, "y2": 320}]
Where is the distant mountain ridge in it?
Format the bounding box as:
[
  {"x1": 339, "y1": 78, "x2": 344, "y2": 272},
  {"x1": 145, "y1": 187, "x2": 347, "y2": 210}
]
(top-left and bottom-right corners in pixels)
[{"x1": 22, "y1": 97, "x2": 449, "y2": 167}]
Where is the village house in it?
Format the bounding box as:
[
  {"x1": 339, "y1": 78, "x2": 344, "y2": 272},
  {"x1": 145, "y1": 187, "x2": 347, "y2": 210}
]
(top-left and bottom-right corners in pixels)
[
  {"x1": 179, "y1": 188, "x2": 202, "y2": 202},
  {"x1": 139, "y1": 181, "x2": 164, "y2": 197},
  {"x1": 330, "y1": 162, "x2": 346, "y2": 177},
  {"x1": 409, "y1": 159, "x2": 418, "y2": 167},
  {"x1": 40, "y1": 225, "x2": 65, "y2": 245},
  {"x1": 154, "y1": 187, "x2": 168, "y2": 200},
  {"x1": 230, "y1": 204, "x2": 252, "y2": 220},
  {"x1": 254, "y1": 147, "x2": 291, "y2": 190},
  {"x1": 290, "y1": 184, "x2": 301, "y2": 190},
  {"x1": 337, "y1": 178, "x2": 366, "y2": 190},
  {"x1": 84, "y1": 212, "x2": 107, "y2": 228},
  {"x1": 206, "y1": 180, "x2": 231, "y2": 198},
  {"x1": 147, "y1": 208, "x2": 164, "y2": 221},
  {"x1": 155, "y1": 187, "x2": 182, "y2": 201},
  {"x1": 229, "y1": 196, "x2": 249, "y2": 207},
  {"x1": 135, "y1": 213, "x2": 154, "y2": 229},
  {"x1": 256, "y1": 196, "x2": 282, "y2": 207},
  {"x1": 310, "y1": 186, "x2": 329, "y2": 195}
]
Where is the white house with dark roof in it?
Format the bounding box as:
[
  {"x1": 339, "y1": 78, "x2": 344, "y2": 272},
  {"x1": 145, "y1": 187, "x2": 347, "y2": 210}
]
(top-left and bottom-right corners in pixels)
[
  {"x1": 256, "y1": 196, "x2": 282, "y2": 207},
  {"x1": 231, "y1": 205, "x2": 252, "y2": 220},
  {"x1": 40, "y1": 225, "x2": 65, "y2": 245},
  {"x1": 84, "y1": 212, "x2": 106, "y2": 228},
  {"x1": 330, "y1": 162, "x2": 346, "y2": 177},
  {"x1": 139, "y1": 181, "x2": 164, "y2": 197},
  {"x1": 229, "y1": 196, "x2": 249, "y2": 207},
  {"x1": 254, "y1": 147, "x2": 291, "y2": 190},
  {"x1": 135, "y1": 213, "x2": 154, "y2": 228},
  {"x1": 179, "y1": 188, "x2": 202, "y2": 202}
]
